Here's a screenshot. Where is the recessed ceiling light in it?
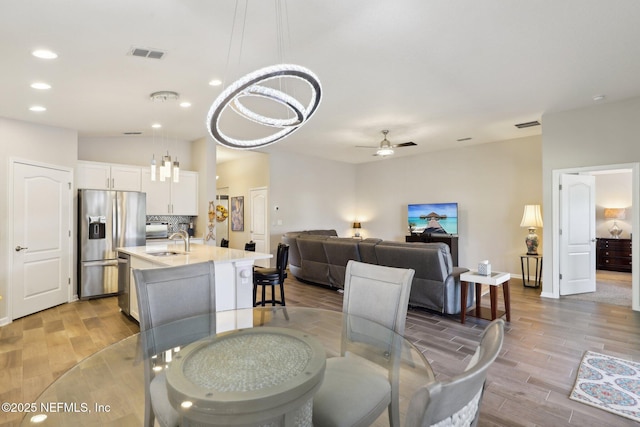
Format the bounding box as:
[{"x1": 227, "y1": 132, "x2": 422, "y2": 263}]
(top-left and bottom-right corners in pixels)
[
  {"x1": 29, "y1": 106, "x2": 46, "y2": 112},
  {"x1": 151, "y1": 123, "x2": 162, "y2": 128},
  {"x1": 593, "y1": 95, "x2": 606, "y2": 102},
  {"x1": 180, "y1": 102, "x2": 191, "y2": 108},
  {"x1": 209, "y1": 79, "x2": 222, "y2": 87},
  {"x1": 32, "y1": 49, "x2": 58, "y2": 59},
  {"x1": 31, "y1": 82, "x2": 51, "y2": 90}
]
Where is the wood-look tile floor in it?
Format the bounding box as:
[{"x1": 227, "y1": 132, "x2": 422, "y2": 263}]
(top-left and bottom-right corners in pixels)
[{"x1": 2, "y1": 273, "x2": 639, "y2": 427}]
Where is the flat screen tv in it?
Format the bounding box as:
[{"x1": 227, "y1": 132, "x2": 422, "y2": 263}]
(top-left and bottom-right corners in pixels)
[{"x1": 408, "y1": 202, "x2": 458, "y2": 235}]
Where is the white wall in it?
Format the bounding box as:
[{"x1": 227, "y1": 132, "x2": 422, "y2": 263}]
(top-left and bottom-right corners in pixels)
[
  {"x1": 216, "y1": 152, "x2": 270, "y2": 250},
  {"x1": 356, "y1": 135, "x2": 542, "y2": 275},
  {"x1": 0, "y1": 118, "x2": 78, "y2": 322},
  {"x1": 542, "y1": 96, "x2": 640, "y2": 299},
  {"x1": 595, "y1": 171, "x2": 633, "y2": 239},
  {"x1": 78, "y1": 136, "x2": 194, "y2": 169},
  {"x1": 269, "y1": 151, "x2": 357, "y2": 246},
  {"x1": 192, "y1": 136, "x2": 217, "y2": 241}
]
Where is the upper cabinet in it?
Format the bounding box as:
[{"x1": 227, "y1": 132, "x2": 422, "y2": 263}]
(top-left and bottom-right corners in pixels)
[
  {"x1": 76, "y1": 161, "x2": 141, "y2": 191},
  {"x1": 141, "y1": 169, "x2": 198, "y2": 216},
  {"x1": 77, "y1": 161, "x2": 198, "y2": 216}
]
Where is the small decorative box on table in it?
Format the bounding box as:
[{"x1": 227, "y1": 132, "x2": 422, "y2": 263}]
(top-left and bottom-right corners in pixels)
[{"x1": 459, "y1": 271, "x2": 511, "y2": 324}]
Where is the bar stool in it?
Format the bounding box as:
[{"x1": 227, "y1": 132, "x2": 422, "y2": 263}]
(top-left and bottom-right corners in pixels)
[
  {"x1": 245, "y1": 241, "x2": 256, "y2": 251},
  {"x1": 220, "y1": 238, "x2": 229, "y2": 248},
  {"x1": 253, "y1": 243, "x2": 289, "y2": 306}
]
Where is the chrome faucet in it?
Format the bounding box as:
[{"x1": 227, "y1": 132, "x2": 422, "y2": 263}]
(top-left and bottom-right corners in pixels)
[{"x1": 169, "y1": 229, "x2": 190, "y2": 252}]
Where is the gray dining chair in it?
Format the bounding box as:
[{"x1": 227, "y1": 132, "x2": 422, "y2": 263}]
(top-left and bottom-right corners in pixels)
[
  {"x1": 404, "y1": 319, "x2": 505, "y2": 427},
  {"x1": 313, "y1": 260, "x2": 415, "y2": 427},
  {"x1": 134, "y1": 261, "x2": 217, "y2": 427}
]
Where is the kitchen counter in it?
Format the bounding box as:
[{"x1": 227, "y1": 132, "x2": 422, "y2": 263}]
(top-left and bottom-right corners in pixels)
[
  {"x1": 146, "y1": 237, "x2": 204, "y2": 246},
  {"x1": 118, "y1": 243, "x2": 270, "y2": 267},
  {"x1": 118, "y1": 244, "x2": 272, "y2": 320}
]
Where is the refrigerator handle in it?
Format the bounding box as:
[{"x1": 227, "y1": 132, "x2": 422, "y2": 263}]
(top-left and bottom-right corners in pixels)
[{"x1": 83, "y1": 260, "x2": 119, "y2": 267}]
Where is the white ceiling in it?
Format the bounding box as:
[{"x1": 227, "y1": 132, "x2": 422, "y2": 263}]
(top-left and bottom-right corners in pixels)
[{"x1": 2, "y1": 0, "x2": 640, "y2": 164}]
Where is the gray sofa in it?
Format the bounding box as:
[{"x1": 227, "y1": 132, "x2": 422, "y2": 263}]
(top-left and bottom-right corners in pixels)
[{"x1": 282, "y1": 230, "x2": 472, "y2": 314}]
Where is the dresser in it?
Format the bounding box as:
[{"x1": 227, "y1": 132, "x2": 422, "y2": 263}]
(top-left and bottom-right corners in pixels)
[{"x1": 596, "y1": 238, "x2": 632, "y2": 272}]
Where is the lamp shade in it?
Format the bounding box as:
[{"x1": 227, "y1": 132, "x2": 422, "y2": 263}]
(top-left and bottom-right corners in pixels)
[
  {"x1": 520, "y1": 205, "x2": 543, "y2": 229},
  {"x1": 604, "y1": 208, "x2": 626, "y2": 220},
  {"x1": 352, "y1": 222, "x2": 362, "y2": 229}
]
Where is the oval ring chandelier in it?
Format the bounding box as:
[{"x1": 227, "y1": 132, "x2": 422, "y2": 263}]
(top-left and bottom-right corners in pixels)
[{"x1": 207, "y1": 63, "x2": 322, "y2": 149}]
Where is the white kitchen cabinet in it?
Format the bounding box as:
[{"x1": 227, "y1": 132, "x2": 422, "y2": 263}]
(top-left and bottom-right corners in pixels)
[
  {"x1": 141, "y1": 169, "x2": 198, "y2": 215},
  {"x1": 77, "y1": 161, "x2": 141, "y2": 191}
]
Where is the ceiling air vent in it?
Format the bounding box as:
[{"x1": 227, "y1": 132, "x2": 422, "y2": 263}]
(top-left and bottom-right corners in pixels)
[
  {"x1": 129, "y1": 47, "x2": 166, "y2": 60},
  {"x1": 515, "y1": 120, "x2": 541, "y2": 129},
  {"x1": 123, "y1": 132, "x2": 142, "y2": 135}
]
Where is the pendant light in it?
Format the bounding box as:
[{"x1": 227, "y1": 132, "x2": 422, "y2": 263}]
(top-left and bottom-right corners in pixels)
[
  {"x1": 150, "y1": 154, "x2": 157, "y2": 181},
  {"x1": 173, "y1": 157, "x2": 180, "y2": 183},
  {"x1": 149, "y1": 93, "x2": 180, "y2": 183}
]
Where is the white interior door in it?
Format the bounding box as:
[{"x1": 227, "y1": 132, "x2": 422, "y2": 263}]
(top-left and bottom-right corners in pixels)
[
  {"x1": 12, "y1": 161, "x2": 72, "y2": 319},
  {"x1": 560, "y1": 173, "x2": 596, "y2": 295},
  {"x1": 250, "y1": 187, "x2": 269, "y2": 267}
]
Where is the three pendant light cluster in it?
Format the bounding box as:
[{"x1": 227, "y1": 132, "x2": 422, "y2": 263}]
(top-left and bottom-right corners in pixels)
[
  {"x1": 150, "y1": 151, "x2": 179, "y2": 183},
  {"x1": 149, "y1": 91, "x2": 180, "y2": 183}
]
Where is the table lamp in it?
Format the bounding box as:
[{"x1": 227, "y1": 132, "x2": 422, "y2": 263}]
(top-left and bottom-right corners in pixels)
[
  {"x1": 604, "y1": 208, "x2": 625, "y2": 238},
  {"x1": 352, "y1": 222, "x2": 362, "y2": 237},
  {"x1": 520, "y1": 205, "x2": 543, "y2": 255}
]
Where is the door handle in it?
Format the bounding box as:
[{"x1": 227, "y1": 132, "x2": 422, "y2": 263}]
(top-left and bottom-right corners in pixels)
[{"x1": 15, "y1": 245, "x2": 28, "y2": 252}]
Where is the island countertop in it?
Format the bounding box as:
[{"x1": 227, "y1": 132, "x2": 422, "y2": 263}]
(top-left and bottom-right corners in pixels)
[{"x1": 118, "y1": 243, "x2": 272, "y2": 267}]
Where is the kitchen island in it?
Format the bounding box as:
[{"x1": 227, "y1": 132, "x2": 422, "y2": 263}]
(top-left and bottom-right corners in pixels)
[{"x1": 117, "y1": 243, "x2": 272, "y2": 321}]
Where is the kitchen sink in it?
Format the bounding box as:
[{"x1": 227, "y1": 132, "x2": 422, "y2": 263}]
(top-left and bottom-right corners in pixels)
[{"x1": 146, "y1": 251, "x2": 182, "y2": 257}]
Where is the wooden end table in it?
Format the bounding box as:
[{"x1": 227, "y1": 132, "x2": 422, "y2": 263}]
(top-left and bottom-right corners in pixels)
[{"x1": 460, "y1": 271, "x2": 511, "y2": 324}]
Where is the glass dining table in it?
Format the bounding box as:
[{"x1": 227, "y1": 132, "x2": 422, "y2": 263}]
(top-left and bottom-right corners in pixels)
[{"x1": 20, "y1": 307, "x2": 434, "y2": 427}]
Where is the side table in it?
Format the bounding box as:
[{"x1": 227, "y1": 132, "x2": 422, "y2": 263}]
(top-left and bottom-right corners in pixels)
[
  {"x1": 520, "y1": 254, "x2": 542, "y2": 288},
  {"x1": 459, "y1": 271, "x2": 511, "y2": 324}
]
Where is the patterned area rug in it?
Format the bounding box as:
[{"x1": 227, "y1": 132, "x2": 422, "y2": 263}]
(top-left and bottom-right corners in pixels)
[{"x1": 570, "y1": 351, "x2": 640, "y2": 422}]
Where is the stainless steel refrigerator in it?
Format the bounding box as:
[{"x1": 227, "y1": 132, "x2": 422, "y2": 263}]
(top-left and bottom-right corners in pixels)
[{"x1": 78, "y1": 189, "x2": 146, "y2": 299}]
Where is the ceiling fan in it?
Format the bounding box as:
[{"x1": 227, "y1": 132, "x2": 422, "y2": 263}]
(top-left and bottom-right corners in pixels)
[{"x1": 357, "y1": 130, "x2": 417, "y2": 157}]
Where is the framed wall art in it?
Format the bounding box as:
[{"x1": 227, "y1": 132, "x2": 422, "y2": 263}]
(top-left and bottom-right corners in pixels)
[{"x1": 231, "y1": 196, "x2": 244, "y2": 231}]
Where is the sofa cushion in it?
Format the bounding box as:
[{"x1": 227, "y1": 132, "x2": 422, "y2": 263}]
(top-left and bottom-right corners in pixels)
[
  {"x1": 303, "y1": 229, "x2": 338, "y2": 237},
  {"x1": 374, "y1": 243, "x2": 450, "y2": 313},
  {"x1": 322, "y1": 238, "x2": 362, "y2": 288},
  {"x1": 358, "y1": 238, "x2": 382, "y2": 264},
  {"x1": 374, "y1": 244, "x2": 449, "y2": 283},
  {"x1": 282, "y1": 230, "x2": 337, "y2": 280},
  {"x1": 297, "y1": 236, "x2": 333, "y2": 286},
  {"x1": 377, "y1": 241, "x2": 453, "y2": 272}
]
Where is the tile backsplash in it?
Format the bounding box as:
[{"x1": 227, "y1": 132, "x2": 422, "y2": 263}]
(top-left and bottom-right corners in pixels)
[{"x1": 147, "y1": 215, "x2": 196, "y2": 234}]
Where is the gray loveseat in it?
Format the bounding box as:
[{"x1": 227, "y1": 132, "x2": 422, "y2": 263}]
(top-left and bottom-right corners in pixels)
[{"x1": 282, "y1": 230, "x2": 472, "y2": 315}]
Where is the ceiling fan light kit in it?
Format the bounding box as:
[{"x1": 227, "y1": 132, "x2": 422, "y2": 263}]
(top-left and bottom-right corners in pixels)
[{"x1": 357, "y1": 129, "x2": 416, "y2": 157}]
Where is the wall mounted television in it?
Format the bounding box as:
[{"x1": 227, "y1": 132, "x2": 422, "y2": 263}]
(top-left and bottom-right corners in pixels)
[{"x1": 408, "y1": 202, "x2": 458, "y2": 235}]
